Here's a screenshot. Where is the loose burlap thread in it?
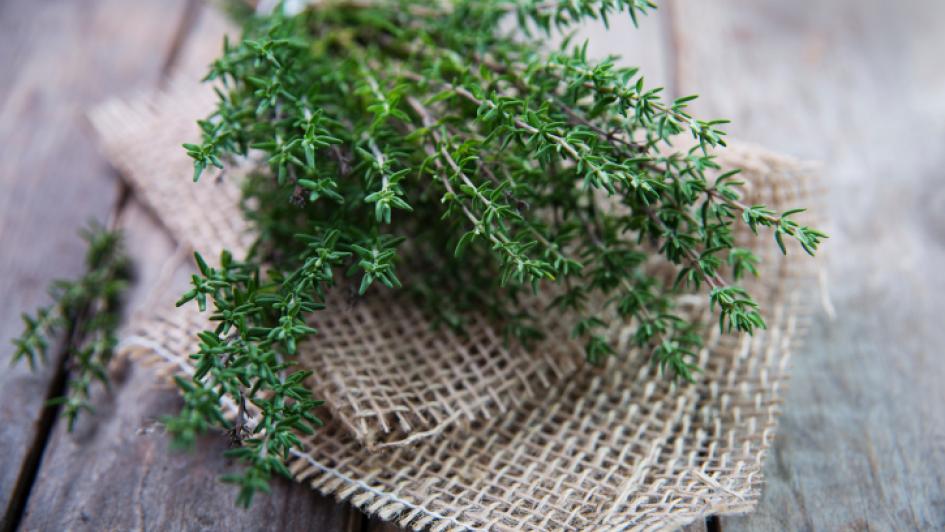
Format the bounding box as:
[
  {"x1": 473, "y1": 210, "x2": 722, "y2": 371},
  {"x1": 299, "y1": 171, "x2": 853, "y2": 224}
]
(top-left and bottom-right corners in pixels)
[{"x1": 92, "y1": 78, "x2": 822, "y2": 530}]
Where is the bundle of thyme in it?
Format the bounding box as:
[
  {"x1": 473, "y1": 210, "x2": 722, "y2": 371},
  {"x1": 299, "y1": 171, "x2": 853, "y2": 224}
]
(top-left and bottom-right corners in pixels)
[{"x1": 14, "y1": 0, "x2": 825, "y2": 507}]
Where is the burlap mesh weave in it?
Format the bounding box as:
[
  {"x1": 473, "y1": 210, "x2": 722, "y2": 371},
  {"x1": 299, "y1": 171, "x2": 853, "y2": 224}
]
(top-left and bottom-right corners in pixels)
[{"x1": 92, "y1": 78, "x2": 822, "y2": 530}]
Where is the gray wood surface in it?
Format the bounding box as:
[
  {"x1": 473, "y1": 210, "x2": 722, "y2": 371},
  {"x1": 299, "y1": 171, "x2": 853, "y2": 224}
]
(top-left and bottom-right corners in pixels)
[
  {"x1": 3, "y1": 0, "x2": 944, "y2": 530},
  {"x1": 0, "y1": 0, "x2": 190, "y2": 528},
  {"x1": 668, "y1": 0, "x2": 945, "y2": 529}
]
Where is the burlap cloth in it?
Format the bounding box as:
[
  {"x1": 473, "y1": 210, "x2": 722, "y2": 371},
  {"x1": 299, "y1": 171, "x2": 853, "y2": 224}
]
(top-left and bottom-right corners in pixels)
[{"x1": 92, "y1": 77, "x2": 822, "y2": 530}]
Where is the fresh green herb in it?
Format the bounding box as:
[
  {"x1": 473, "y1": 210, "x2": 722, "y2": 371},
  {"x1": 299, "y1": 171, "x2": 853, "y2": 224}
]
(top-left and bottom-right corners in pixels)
[
  {"x1": 172, "y1": 0, "x2": 826, "y2": 505},
  {"x1": 11, "y1": 223, "x2": 131, "y2": 431}
]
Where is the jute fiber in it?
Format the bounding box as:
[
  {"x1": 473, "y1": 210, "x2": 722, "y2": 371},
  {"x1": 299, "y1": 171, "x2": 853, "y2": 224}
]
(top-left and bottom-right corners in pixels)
[{"x1": 92, "y1": 79, "x2": 822, "y2": 531}]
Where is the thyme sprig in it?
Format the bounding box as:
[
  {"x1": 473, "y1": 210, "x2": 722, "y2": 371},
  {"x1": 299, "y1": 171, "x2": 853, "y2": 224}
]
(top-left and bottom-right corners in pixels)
[
  {"x1": 11, "y1": 223, "x2": 131, "y2": 431},
  {"x1": 172, "y1": 0, "x2": 826, "y2": 505}
]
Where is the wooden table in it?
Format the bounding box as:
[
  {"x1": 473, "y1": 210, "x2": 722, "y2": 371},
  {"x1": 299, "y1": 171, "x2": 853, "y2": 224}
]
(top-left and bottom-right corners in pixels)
[{"x1": 2, "y1": 1, "x2": 943, "y2": 530}]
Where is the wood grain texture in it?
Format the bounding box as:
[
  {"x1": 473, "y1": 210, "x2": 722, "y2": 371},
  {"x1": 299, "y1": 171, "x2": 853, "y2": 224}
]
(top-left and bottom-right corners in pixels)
[
  {"x1": 0, "y1": 0, "x2": 190, "y2": 527},
  {"x1": 668, "y1": 0, "x2": 945, "y2": 529}
]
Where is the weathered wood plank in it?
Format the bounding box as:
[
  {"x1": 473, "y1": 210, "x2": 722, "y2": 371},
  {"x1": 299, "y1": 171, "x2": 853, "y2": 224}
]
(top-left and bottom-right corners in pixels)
[
  {"x1": 668, "y1": 0, "x2": 945, "y2": 529},
  {"x1": 20, "y1": 4, "x2": 360, "y2": 530},
  {"x1": 0, "y1": 0, "x2": 191, "y2": 528}
]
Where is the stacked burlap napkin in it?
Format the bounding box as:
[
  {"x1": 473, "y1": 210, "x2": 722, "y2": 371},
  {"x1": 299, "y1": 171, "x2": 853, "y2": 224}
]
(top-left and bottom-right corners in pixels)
[{"x1": 92, "y1": 77, "x2": 821, "y2": 530}]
